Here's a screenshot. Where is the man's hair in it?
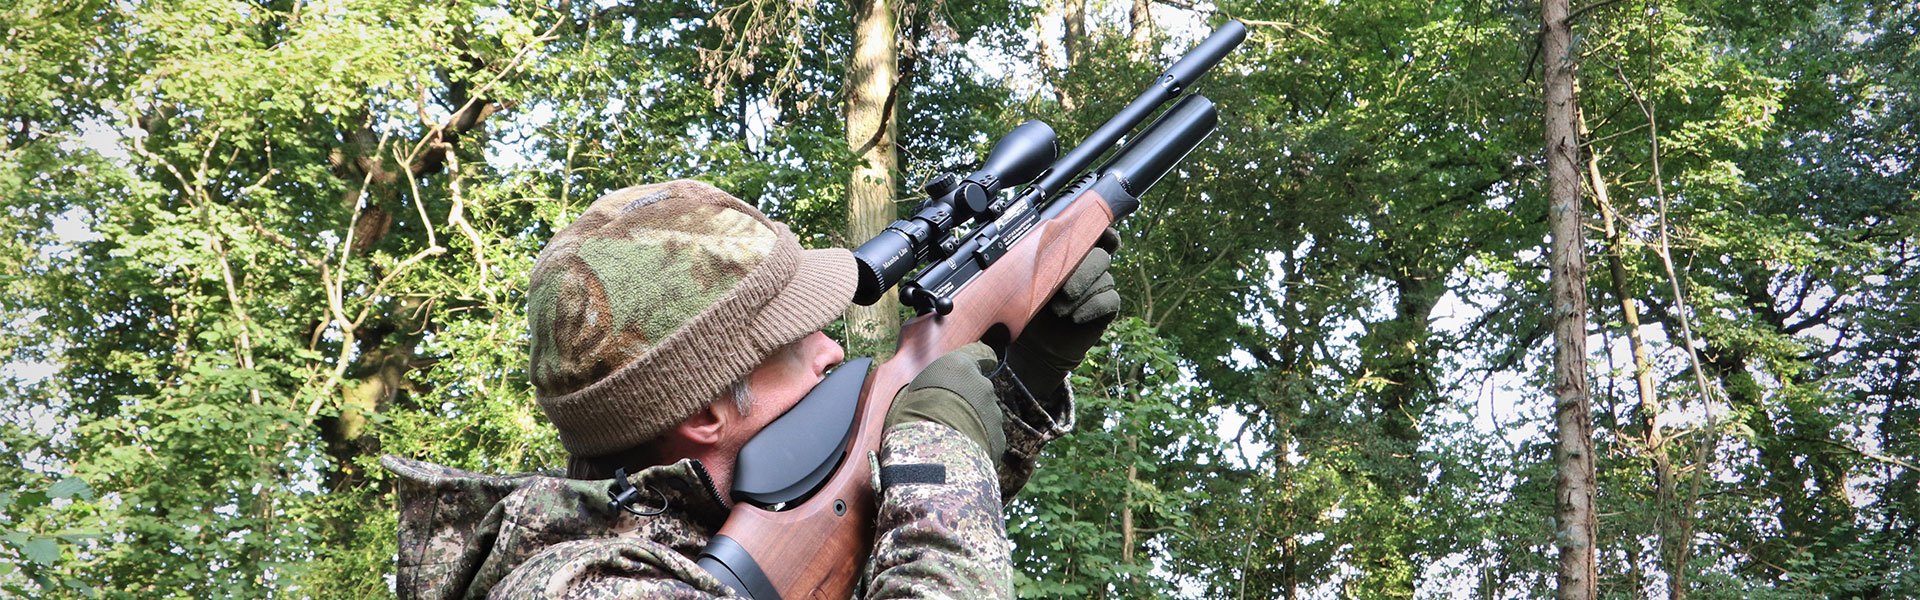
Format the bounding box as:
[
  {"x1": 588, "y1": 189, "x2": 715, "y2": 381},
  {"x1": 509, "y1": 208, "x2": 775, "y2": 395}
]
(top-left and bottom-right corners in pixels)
[{"x1": 729, "y1": 377, "x2": 754, "y2": 416}]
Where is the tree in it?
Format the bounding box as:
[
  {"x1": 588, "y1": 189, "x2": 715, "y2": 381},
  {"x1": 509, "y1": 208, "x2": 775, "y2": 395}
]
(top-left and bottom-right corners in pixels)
[
  {"x1": 846, "y1": 0, "x2": 904, "y2": 354},
  {"x1": 1540, "y1": 0, "x2": 1598, "y2": 599}
]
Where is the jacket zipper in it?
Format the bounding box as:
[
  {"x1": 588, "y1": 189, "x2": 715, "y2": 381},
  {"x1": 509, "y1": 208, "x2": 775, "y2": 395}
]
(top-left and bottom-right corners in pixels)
[{"x1": 686, "y1": 459, "x2": 730, "y2": 510}]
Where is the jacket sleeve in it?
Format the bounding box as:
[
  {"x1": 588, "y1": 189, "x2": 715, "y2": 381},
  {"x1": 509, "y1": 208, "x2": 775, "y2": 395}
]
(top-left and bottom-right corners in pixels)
[
  {"x1": 989, "y1": 367, "x2": 1074, "y2": 503},
  {"x1": 862, "y1": 420, "x2": 1015, "y2": 600}
]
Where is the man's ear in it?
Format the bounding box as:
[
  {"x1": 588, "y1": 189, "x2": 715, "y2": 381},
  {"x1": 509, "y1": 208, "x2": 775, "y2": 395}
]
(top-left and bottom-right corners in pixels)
[{"x1": 672, "y1": 398, "x2": 734, "y2": 447}]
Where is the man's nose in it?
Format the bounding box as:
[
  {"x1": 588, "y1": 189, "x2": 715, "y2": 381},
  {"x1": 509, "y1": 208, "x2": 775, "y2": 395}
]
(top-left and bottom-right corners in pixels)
[{"x1": 814, "y1": 331, "x2": 846, "y2": 368}]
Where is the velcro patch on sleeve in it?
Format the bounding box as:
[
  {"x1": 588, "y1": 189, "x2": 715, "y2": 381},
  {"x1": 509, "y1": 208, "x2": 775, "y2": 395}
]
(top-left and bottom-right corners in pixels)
[{"x1": 879, "y1": 464, "x2": 947, "y2": 490}]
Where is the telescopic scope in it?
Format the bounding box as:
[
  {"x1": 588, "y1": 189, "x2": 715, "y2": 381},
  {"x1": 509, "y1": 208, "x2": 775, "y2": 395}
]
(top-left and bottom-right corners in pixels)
[{"x1": 851, "y1": 120, "x2": 1057, "y2": 304}]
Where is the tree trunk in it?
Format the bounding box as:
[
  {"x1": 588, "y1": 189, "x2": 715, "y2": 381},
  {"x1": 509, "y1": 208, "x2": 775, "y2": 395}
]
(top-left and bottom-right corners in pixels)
[
  {"x1": 1128, "y1": 0, "x2": 1154, "y2": 61},
  {"x1": 846, "y1": 0, "x2": 901, "y2": 354},
  {"x1": 1588, "y1": 135, "x2": 1681, "y2": 599},
  {"x1": 1063, "y1": 0, "x2": 1087, "y2": 68},
  {"x1": 1542, "y1": 1, "x2": 1597, "y2": 599},
  {"x1": 1039, "y1": 0, "x2": 1086, "y2": 112}
]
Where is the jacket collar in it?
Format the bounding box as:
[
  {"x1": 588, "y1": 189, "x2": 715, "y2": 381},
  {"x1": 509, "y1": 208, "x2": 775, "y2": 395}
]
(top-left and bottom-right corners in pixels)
[{"x1": 617, "y1": 457, "x2": 732, "y2": 533}]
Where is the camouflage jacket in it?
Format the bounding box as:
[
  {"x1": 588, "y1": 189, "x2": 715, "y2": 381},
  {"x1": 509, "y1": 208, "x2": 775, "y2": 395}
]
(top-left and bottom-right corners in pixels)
[{"x1": 383, "y1": 371, "x2": 1072, "y2": 600}]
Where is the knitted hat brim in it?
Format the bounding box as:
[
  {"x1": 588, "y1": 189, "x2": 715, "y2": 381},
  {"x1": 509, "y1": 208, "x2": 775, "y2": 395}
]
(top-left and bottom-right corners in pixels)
[{"x1": 752, "y1": 247, "x2": 858, "y2": 350}]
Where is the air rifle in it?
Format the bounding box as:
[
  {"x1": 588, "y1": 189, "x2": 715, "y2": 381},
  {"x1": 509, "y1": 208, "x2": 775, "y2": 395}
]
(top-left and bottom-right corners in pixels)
[{"x1": 696, "y1": 20, "x2": 1247, "y2": 600}]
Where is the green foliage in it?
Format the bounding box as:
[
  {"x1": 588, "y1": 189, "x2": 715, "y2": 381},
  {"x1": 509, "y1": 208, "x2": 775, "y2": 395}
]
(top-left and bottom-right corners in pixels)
[
  {"x1": 1010, "y1": 318, "x2": 1214, "y2": 598},
  {"x1": 0, "y1": 471, "x2": 101, "y2": 598}
]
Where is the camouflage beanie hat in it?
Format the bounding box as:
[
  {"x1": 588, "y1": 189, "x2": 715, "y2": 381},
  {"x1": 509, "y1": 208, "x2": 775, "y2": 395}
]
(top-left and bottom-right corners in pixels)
[{"x1": 527, "y1": 179, "x2": 856, "y2": 458}]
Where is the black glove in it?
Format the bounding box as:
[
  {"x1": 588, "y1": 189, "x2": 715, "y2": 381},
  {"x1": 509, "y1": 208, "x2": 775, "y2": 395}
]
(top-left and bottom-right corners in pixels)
[
  {"x1": 1005, "y1": 236, "x2": 1122, "y2": 398},
  {"x1": 885, "y1": 343, "x2": 1007, "y2": 460}
]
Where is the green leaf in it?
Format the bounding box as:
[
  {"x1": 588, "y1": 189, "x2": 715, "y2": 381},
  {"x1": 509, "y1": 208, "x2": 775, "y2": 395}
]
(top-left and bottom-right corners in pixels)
[
  {"x1": 19, "y1": 537, "x2": 59, "y2": 566},
  {"x1": 12, "y1": 491, "x2": 48, "y2": 510},
  {"x1": 48, "y1": 476, "x2": 91, "y2": 501}
]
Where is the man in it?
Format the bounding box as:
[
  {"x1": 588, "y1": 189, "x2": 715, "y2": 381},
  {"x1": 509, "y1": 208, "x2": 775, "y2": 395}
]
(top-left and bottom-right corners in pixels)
[{"x1": 382, "y1": 180, "x2": 1119, "y2": 599}]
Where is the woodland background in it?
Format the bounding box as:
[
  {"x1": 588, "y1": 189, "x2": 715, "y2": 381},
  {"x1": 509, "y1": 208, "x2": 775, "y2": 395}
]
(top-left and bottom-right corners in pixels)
[{"x1": 2, "y1": 0, "x2": 1916, "y2": 598}]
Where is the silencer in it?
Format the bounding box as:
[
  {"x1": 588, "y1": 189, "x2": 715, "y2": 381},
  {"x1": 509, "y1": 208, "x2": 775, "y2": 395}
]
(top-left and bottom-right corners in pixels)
[{"x1": 1030, "y1": 20, "x2": 1246, "y2": 199}]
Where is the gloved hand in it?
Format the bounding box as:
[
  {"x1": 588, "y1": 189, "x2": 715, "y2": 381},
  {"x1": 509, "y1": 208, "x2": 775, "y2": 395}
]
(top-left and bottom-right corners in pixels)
[
  {"x1": 885, "y1": 342, "x2": 1007, "y2": 461},
  {"x1": 1006, "y1": 235, "x2": 1122, "y2": 398}
]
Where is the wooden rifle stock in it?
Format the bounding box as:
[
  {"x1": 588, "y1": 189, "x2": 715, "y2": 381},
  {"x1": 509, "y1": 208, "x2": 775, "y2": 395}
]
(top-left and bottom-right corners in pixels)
[{"x1": 709, "y1": 187, "x2": 1123, "y2": 600}]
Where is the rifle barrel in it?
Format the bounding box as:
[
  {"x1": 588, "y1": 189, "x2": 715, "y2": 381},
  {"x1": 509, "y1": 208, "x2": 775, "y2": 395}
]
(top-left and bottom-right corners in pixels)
[{"x1": 1027, "y1": 20, "x2": 1246, "y2": 200}]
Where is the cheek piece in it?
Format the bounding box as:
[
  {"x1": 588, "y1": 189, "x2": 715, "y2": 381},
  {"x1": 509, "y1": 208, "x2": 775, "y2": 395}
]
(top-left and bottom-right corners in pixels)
[{"x1": 728, "y1": 358, "x2": 874, "y2": 508}]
